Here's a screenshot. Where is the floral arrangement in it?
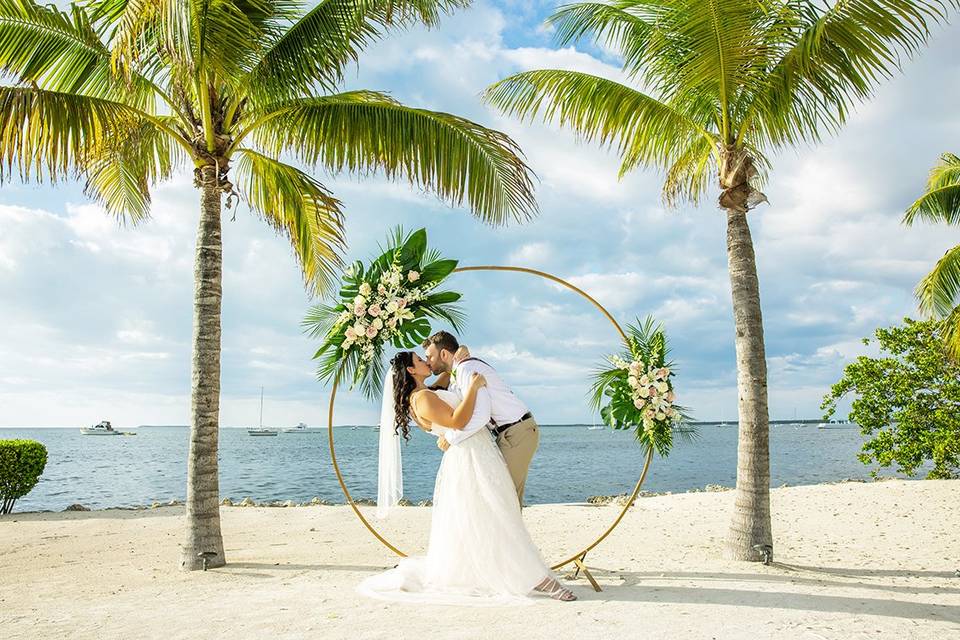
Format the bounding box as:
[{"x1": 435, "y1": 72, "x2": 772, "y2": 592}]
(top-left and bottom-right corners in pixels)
[
  {"x1": 590, "y1": 317, "x2": 693, "y2": 456},
  {"x1": 304, "y1": 228, "x2": 463, "y2": 399}
]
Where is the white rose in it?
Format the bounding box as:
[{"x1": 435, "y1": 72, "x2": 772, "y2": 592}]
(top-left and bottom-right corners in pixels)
[
  {"x1": 628, "y1": 375, "x2": 639, "y2": 388},
  {"x1": 656, "y1": 381, "x2": 669, "y2": 394},
  {"x1": 359, "y1": 282, "x2": 372, "y2": 297},
  {"x1": 639, "y1": 374, "x2": 650, "y2": 386},
  {"x1": 344, "y1": 327, "x2": 357, "y2": 340},
  {"x1": 386, "y1": 299, "x2": 399, "y2": 314},
  {"x1": 371, "y1": 318, "x2": 383, "y2": 330},
  {"x1": 352, "y1": 322, "x2": 366, "y2": 336},
  {"x1": 638, "y1": 386, "x2": 650, "y2": 398},
  {"x1": 656, "y1": 411, "x2": 666, "y2": 421}
]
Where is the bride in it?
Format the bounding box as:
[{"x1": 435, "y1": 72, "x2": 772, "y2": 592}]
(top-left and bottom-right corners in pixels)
[{"x1": 356, "y1": 350, "x2": 577, "y2": 605}]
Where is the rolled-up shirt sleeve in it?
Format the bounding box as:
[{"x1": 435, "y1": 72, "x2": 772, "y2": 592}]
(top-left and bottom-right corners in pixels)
[{"x1": 443, "y1": 387, "x2": 492, "y2": 446}]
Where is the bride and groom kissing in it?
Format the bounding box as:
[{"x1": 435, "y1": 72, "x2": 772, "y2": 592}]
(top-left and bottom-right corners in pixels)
[{"x1": 357, "y1": 331, "x2": 578, "y2": 605}]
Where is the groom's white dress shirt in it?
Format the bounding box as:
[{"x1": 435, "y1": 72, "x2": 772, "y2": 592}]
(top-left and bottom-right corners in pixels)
[{"x1": 442, "y1": 358, "x2": 529, "y2": 446}]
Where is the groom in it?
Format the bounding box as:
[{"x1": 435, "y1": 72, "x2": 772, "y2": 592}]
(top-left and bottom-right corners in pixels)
[{"x1": 422, "y1": 331, "x2": 539, "y2": 506}]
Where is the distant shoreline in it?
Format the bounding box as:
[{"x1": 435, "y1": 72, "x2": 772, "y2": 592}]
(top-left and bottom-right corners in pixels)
[{"x1": 1, "y1": 477, "x2": 908, "y2": 516}]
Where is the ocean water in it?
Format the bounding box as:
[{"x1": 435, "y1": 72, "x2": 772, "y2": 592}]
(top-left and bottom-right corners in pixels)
[{"x1": 1, "y1": 424, "x2": 910, "y2": 512}]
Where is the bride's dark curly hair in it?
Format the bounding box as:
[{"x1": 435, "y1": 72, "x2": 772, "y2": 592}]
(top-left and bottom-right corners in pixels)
[{"x1": 390, "y1": 351, "x2": 418, "y2": 441}]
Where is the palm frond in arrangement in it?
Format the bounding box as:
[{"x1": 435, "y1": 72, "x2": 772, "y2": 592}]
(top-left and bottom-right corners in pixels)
[{"x1": 590, "y1": 317, "x2": 694, "y2": 457}]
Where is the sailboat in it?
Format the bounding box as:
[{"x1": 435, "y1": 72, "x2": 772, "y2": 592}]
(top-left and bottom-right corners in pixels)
[
  {"x1": 587, "y1": 416, "x2": 604, "y2": 430},
  {"x1": 718, "y1": 407, "x2": 730, "y2": 427},
  {"x1": 247, "y1": 387, "x2": 278, "y2": 436}
]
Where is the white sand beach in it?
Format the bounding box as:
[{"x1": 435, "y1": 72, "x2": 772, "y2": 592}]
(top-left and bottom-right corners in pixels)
[{"x1": 2, "y1": 479, "x2": 958, "y2": 640}]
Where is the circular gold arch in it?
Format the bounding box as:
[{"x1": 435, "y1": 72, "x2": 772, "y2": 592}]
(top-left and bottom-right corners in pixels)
[{"x1": 326, "y1": 265, "x2": 655, "y2": 571}]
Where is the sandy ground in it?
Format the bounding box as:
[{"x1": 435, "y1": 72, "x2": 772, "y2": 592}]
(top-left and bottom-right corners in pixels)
[{"x1": 2, "y1": 479, "x2": 958, "y2": 640}]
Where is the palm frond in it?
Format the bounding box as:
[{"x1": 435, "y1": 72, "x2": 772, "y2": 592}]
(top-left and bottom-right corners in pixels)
[
  {"x1": 548, "y1": 2, "x2": 666, "y2": 81},
  {"x1": 916, "y1": 244, "x2": 960, "y2": 319},
  {"x1": 243, "y1": 0, "x2": 470, "y2": 104},
  {"x1": 0, "y1": 85, "x2": 163, "y2": 184},
  {"x1": 234, "y1": 148, "x2": 347, "y2": 295},
  {"x1": 660, "y1": 133, "x2": 715, "y2": 206},
  {"x1": 484, "y1": 69, "x2": 714, "y2": 175},
  {"x1": 742, "y1": 0, "x2": 957, "y2": 147},
  {"x1": 82, "y1": 113, "x2": 183, "y2": 223},
  {"x1": 0, "y1": 0, "x2": 160, "y2": 112},
  {"x1": 249, "y1": 90, "x2": 537, "y2": 225},
  {"x1": 904, "y1": 153, "x2": 960, "y2": 226},
  {"x1": 940, "y1": 304, "x2": 960, "y2": 359}
]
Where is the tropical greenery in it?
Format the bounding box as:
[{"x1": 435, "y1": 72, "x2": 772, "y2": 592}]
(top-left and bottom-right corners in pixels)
[
  {"x1": 0, "y1": 439, "x2": 47, "y2": 515},
  {"x1": 0, "y1": 0, "x2": 537, "y2": 570},
  {"x1": 590, "y1": 317, "x2": 692, "y2": 457},
  {"x1": 305, "y1": 227, "x2": 464, "y2": 398},
  {"x1": 821, "y1": 318, "x2": 960, "y2": 479},
  {"x1": 484, "y1": 0, "x2": 957, "y2": 561},
  {"x1": 904, "y1": 152, "x2": 960, "y2": 357}
]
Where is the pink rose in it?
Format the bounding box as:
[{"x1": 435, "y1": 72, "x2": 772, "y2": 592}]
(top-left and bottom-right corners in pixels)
[
  {"x1": 365, "y1": 326, "x2": 378, "y2": 339},
  {"x1": 344, "y1": 327, "x2": 357, "y2": 340},
  {"x1": 397, "y1": 298, "x2": 407, "y2": 309},
  {"x1": 666, "y1": 391, "x2": 676, "y2": 403},
  {"x1": 367, "y1": 304, "x2": 381, "y2": 317}
]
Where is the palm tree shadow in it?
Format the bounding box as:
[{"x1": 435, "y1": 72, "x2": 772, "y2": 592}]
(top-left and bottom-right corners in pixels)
[
  {"x1": 217, "y1": 562, "x2": 387, "y2": 578},
  {"x1": 578, "y1": 566, "x2": 960, "y2": 596},
  {"x1": 564, "y1": 568, "x2": 960, "y2": 623}
]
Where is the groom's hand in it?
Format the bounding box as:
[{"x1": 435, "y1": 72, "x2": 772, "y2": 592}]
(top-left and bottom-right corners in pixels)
[{"x1": 437, "y1": 437, "x2": 450, "y2": 452}]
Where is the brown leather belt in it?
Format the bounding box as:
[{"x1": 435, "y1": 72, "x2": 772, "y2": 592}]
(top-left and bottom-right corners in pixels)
[{"x1": 492, "y1": 412, "x2": 533, "y2": 437}]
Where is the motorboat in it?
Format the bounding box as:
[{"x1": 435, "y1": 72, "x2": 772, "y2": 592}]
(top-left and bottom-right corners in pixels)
[
  {"x1": 282, "y1": 422, "x2": 323, "y2": 433},
  {"x1": 81, "y1": 420, "x2": 123, "y2": 435}
]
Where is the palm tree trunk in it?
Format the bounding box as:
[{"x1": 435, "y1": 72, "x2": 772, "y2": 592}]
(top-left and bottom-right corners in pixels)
[
  {"x1": 724, "y1": 208, "x2": 772, "y2": 562},
  {"x1": 180, "y1": 164, "x2": 226, "y2": 571}
]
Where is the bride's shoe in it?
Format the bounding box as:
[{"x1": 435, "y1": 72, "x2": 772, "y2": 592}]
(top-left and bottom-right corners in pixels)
[{"x1": 535, "y1": 577, "x2": 577, "y2": 601}]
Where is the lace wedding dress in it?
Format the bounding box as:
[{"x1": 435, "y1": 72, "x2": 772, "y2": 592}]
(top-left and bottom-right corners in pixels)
[{"x1": 357, "y1": 389, "x2": 559, "y2": 606}]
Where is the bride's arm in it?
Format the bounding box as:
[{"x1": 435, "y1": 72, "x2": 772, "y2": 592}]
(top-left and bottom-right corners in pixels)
[{"x1": 413, "y1": 375, "x2": 486, "y2": 430}]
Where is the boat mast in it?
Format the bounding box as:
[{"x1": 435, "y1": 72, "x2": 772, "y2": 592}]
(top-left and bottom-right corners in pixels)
[{"x1": 259, "y1": 386, "x2": 264, "y2": 429}]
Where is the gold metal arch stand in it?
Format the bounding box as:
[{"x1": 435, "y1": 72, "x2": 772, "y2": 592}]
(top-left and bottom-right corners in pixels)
[{"x1": 326, "y1": 265, "x2": 656, "y2": 591}]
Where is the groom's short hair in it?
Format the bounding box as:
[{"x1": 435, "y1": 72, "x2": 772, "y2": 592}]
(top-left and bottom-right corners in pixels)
[{"x1": 422, "y1": 331, "x2": 459, "y2": 354}]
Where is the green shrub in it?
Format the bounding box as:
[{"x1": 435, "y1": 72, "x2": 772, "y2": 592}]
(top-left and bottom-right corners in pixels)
[
  {"x1": 822, "y1": 318, "x2": 960, "y2": 479},
  {"x1": 0, "y1": 440, "x2": 48, "y2": 514}
]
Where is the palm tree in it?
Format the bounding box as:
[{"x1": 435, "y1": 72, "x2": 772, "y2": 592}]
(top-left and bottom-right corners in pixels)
[
  {"x1": 905, "y1": 152, "x2": 960, "y2": 355},
  {"x1": 484, "y1": 0, "x2": 955, "y2": 561},
  {"x1": 0, "y1": 0, "x2": 536, "y2": 570}
]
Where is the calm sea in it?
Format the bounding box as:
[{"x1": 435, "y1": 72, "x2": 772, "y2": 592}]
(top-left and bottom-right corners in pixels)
[{"x1": 1, "y1": 424, "x2": 909, "y2": 512}]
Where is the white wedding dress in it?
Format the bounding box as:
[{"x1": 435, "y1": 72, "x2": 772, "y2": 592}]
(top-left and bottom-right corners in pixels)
[{"x1": 357, "y1": 389, "x2": 556, "y2": 606}]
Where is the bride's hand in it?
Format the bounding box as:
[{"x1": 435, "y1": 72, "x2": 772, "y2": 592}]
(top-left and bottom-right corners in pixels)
[{"x1": 469, "y1": 373, "x2": 487, "y2": 392}]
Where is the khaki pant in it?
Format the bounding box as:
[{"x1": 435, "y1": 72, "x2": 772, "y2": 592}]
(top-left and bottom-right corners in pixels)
[{"x1": 495, "y1": 417, "x2": 539, "y2": 507}]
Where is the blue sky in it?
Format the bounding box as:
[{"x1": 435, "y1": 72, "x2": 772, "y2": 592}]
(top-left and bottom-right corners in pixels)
[{"x1": 1, "y1": 1, "x2": 958, "y2": 427}]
